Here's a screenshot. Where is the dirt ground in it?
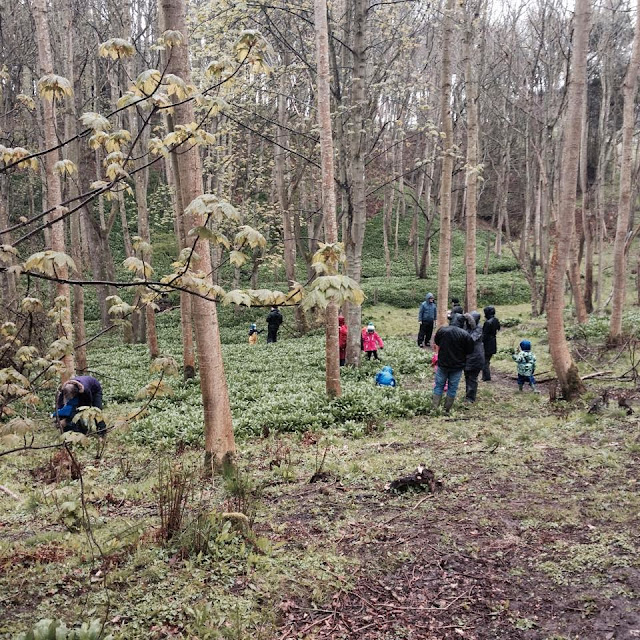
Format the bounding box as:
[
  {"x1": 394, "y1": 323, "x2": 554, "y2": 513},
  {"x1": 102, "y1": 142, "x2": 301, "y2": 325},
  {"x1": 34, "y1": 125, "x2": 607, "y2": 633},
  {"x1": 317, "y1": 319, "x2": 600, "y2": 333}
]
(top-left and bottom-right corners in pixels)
[{"x1": 272, "y1": 378, "x2": 640, "y2": 640}]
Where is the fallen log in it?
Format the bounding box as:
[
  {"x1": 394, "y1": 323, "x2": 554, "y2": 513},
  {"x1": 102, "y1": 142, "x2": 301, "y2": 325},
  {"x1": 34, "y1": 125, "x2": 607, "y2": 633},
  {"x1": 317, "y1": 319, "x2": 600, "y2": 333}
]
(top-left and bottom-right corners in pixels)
[
  {"x1": 536, "y1": 370, "x2": 614, "y2": 384},
  {"x1": 0, "y1": 485, "x2": 21, "y2": 501}
]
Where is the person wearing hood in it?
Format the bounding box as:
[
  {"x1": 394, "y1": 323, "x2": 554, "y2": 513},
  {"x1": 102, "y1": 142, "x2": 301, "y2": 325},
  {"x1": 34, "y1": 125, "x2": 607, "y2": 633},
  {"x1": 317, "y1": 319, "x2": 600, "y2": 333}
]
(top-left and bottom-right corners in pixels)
[
  {"x1": 417, "y1": 293, "x2": 437, "y2": 348},
  {"x1": 463, "y1": 311, "x2": 485, "y2": 403},
  {"x1": 433, "y1": 313, "x2": 475, "y2": 412},
  {"x1": 53, "y1": 376, "x2": 106, "y2": 435},
  {"x1": 512, "y1": 340, "x2": 539, "y2": 392},
  {"x1": 266, "y1": 306, "x2": 283, "y2": 343},
  {"x1": 361, "y1": 323, "x2": 384, "y2": 360},
  {"x1": 375, "y1": 365, "x2": 396, "y2": 387},
  {"x1": 338, "y1": 315, "x2": 348, "y2": 366},
  {"x1": 248, "y1": 323, "x2": 262, "y2": 345},
  {"x1": 482, "y1": 305, "x2": 501, "y2": 381}
]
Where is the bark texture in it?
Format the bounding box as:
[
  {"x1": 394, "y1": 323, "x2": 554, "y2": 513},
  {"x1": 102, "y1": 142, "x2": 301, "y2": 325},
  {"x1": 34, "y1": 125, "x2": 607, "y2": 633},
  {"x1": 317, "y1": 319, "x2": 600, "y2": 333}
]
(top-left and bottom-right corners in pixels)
[
  {"x1": 159, "y1": 0, "x2": 235, "y2": 470},
  {"x1": 31, "y1": 0, "x2": 75, "y2": 381},
  {"x1": 314, "y1": 0, "x2": 341, "y2": 397},
  {"x1": 609, "y1": 0, "x2": 640, "y2": 342},
  {"x1": 436, "y1": 0, "x2": 455, "y2": 328},
  {"x1": 545, "y1": 0, "x2": 591, "y2": 398}
]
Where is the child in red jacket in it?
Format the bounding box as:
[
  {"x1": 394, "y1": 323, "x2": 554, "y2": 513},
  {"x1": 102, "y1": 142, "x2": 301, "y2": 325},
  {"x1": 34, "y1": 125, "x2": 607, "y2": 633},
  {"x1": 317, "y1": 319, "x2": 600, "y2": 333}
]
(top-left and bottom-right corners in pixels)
[
  {"x1": 361, "y1": 323, "x2": 384, "y2": 360},
  {"x1": 338, "y1": 315, "x2": 348, "y2": 366}
]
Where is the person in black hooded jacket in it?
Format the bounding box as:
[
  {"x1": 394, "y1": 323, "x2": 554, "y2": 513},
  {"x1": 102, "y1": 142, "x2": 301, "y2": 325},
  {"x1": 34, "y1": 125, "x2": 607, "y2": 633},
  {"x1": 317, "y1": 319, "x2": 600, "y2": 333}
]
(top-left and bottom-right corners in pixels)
[
  {"x1": 266, "y1": 306, "x2": 283, "y2": 343},
  {"x1": 433, "y1": 313, "x2": 475, "y2": 412},
  {"x1": 464, "y1": 311, "x2": 485, "y2": 402},
  {"x1": 482, "y1": 305, "x2": 500, "y2": 381}
]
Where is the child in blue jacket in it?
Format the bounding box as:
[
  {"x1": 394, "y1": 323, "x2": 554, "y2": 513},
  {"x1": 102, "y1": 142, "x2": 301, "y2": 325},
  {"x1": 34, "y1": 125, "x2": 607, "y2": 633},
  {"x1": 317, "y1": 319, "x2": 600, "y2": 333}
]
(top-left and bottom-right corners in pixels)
[{"x1": 375, "y1": 365, "x2": 397, "y2": 387}]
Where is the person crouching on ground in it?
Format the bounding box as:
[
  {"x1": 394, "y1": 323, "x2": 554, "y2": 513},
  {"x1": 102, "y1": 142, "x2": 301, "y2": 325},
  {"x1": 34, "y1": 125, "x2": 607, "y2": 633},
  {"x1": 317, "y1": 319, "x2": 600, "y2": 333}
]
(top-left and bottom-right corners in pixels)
[
  {"x1": 375, "y1": 365, "x2": 396, "y2": 387},
  {"x1": 361, "y1": 323, "x2": 384, "y2": 360},
  {"x1": 338, "y1": 315, "x2": 348, "y2": 366},
  {"x1": 464, "y1": 311, "x2": 485, "y2": 403},
  {"x1": 53, "y1": 375, "x2": 107, "y2": 435},
  {"x1": 433, "y1": 313, "x2": 475, "y2": 412},
  {"x1": 512, "y1": 340, "x2": 539, "y2": 392},
  {"x1": 417, "y1": 293, "x2": 437, "y2": 348}
]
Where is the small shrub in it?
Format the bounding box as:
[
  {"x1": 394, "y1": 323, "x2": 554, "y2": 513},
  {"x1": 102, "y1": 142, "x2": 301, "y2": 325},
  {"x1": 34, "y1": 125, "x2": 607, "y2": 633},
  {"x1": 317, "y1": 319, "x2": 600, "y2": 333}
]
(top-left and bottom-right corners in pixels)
[{"x1": 15, "y1": 618, "x2": 112, "y2": 640}]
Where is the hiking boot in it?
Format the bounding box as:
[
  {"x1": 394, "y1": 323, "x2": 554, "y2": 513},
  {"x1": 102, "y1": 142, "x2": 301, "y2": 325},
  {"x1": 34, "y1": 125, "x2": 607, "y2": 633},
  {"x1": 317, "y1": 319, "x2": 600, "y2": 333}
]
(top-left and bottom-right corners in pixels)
[
  {"x1": 432, "y1": 394, "x2": 442, "y2": 410},
  {"x1": 531, "y1": 384, "x2": 540, "y2": 394},
  {"x1": 444, "y1": 396, "x2": 455, "y2": 413},
  {"x1": 518, "y1": 385, "x2": 524, "y2": 392}
]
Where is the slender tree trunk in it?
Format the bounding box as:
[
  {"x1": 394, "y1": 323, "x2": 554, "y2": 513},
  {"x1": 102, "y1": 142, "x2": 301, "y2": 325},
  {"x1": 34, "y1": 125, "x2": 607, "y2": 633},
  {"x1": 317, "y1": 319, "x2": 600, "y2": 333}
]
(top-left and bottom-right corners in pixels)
[
  {"x1": 167, "y1": 148, "x2": 195, "y2": 381},
  {"x1": 344, "y1": 0, "x2": 367, "y2": 367},
  {"x1": 0, "y1": 178, "x2": 17, "y2": 319},
  {"x1": 314, "y1": 0, "x2": 341, "y2": 396},
  {"x1": 62, "y1": 0, "x2": 87, "y2": 372},
  {"x1": 580, "y1": 100, "x2": 594, "y2": 313},
  {"x1": 31, "y1": 0, "x2": 75, "y2": 381},
  {"x1": 436, "y1": 0, "x2": 455, "y2": 328},
  {"x1": 464, "y1": 9, "x2": 479, "y2": 312},
  {"x1": 609, "y1": 0, "x2": 640, "y2": 342},
  {"x1": 546, "y1": 0, "x2": 591, "y2": 398},
  {"x1": 159, "y1": 0, "x2": 235, "y2": 470}
]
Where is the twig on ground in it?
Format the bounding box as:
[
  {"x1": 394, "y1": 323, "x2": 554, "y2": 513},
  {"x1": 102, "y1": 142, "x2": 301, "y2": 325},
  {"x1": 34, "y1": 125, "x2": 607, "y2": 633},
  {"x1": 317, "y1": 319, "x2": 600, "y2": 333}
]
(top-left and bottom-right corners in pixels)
[{"x1": 0, "y1": 485, "x2": 20, "y2": 501}]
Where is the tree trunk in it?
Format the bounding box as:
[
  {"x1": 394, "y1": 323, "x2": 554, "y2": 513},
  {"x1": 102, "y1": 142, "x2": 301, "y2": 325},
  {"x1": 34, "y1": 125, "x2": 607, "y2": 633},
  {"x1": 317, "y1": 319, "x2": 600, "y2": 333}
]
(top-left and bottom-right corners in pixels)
[
  {"x1": 0, "y1": 178, "x2": 17, "y2": 319},
  {"x1": 167, "y1": 153, "x2": 196, "y2": 379},
  {"x1": 463, "y1": 9, "x2": 479, "y2": 312},
  {"x1": 159, "y1": 0, "x2": 235, "y2": 470},
  {"x1": 343, "y1": 0, "x2": 367, "y2": 367},
  {"x1": 580, "y1": 99, "x2": 594, "y2": 313},
  {"x1": 31, "y1": 0, "x2": 75, "y2": 381},
  {"x1": 546, "y1": 0, "x2": 591, "y2": 398},
  {"x1": 314, "y1": 0, "x2": 341, "y2": 396},
  {"x1": 62, "y1": 0, "x2": 87, "y2": 372},
  {"x1": 436, "y1": 0, "x2": 455, "y2": 328},
  {"x1": 609, "y1": 0, "x2": 640, "y2": 342}
]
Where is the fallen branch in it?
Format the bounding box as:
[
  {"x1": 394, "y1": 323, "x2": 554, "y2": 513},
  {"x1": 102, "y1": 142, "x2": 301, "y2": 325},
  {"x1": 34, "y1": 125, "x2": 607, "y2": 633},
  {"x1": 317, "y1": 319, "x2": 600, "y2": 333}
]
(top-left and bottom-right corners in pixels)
[
  {"x1": 536, "y1": 370, "x2": 613, "y2": 384},
  {"x1": 0, "y1": 485, "x2": 21, "y2": 501}
]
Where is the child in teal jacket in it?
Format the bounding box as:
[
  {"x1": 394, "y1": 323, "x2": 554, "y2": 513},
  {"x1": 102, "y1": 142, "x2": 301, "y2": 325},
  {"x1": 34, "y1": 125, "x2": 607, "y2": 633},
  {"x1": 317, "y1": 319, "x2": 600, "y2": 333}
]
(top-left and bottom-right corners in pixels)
[{"x1": 512, "y1": 340, "x2": 539, "y2": 392}]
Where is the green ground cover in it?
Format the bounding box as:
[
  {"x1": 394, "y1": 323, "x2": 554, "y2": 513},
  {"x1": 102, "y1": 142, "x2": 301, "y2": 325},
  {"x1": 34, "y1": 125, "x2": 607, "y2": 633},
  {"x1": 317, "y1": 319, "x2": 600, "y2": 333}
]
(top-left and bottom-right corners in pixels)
[{"x1": 2, "y1": 301, "x2": 640, "y2": 639}]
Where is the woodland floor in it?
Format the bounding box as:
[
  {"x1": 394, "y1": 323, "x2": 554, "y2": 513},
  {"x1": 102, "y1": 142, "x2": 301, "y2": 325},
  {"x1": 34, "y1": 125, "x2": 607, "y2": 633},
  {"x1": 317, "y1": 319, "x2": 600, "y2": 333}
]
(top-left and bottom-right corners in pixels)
[
  {"x1": 269, "y1": 372, "x2": 640, "y2": 640},
  {"x1": 1, "y1": 321, "x2": 640, "y2": 640}
]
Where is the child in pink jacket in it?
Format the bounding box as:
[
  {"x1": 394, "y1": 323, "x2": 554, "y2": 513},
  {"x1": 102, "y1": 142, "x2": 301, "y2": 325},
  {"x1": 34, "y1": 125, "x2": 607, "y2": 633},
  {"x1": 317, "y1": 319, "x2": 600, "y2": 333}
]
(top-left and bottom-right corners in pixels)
[{"x1": 361, "y1": 323, "x2": 384, "y2": 360}]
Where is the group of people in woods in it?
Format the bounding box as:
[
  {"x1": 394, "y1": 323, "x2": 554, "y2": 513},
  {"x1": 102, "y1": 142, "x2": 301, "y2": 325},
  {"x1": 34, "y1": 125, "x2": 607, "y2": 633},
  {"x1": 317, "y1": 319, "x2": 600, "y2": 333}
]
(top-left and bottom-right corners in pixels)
[
  {"x1": 55, "y1": 296, "x2": 537, "y2": 435},
  {"x1": 420, "y1": 295, "x2": 538, "y2": 411}
]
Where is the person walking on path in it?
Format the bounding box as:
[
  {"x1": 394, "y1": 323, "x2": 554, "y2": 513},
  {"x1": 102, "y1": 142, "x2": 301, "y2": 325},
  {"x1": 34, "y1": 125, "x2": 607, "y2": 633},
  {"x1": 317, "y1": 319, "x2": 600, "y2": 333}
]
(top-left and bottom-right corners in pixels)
[
  {"x1": 463, "y1": 311, "x2": 485, "y2": 403},
  {"x1": 53, "y1": 375, "x2": 107, "y2": 435},
  {"x1": 417, "y1": 293, "x2": 437, "y2": 348},
  {"x1": 433, "y1": 313, "x2": 475, "y2": 412},
  {"x1": 481, "y1": 305, "x2": 501, "y2": 381},
  {"x1": 361, "y1": 323, "x2": 384, "y2": 360},
  {"x1": 338, "y1": 315, "x2": 348, "y2": 366},
  {"x1": 266, "y1": 306, "x2": 283, "y2": 343},
  {"x1": 512, "y1": 340, "x2": 539, "y2": 392}
]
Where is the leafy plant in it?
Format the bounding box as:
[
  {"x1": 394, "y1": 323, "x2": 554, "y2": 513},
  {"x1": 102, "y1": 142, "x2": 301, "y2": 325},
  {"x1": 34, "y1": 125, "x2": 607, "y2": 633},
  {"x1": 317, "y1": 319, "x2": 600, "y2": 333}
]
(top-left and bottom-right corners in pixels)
[{"x1": 15, "y1": 618, "x2": 112, "y2": 640}]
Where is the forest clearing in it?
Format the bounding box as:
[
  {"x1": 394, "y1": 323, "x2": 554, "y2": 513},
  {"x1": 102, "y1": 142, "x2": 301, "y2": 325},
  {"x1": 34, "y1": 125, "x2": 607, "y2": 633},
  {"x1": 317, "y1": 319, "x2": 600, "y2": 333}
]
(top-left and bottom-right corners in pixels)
[{"x1": 1, "y1": 0, "x2": 640, "y2": 636}]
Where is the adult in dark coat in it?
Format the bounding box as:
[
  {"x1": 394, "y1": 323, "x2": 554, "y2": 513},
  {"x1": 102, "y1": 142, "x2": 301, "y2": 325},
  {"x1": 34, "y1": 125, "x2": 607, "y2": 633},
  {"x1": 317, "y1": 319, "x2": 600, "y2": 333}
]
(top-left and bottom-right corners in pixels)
[
  {"x1": 433, "y1": 313, "x2": 475, "y2": 413},
  {"x1": 482, "y1": 305, "x2": 501, "y2": 381},
  {"x1": 417, "y1": 293, "x2": 437, "y2": 348},
  {"x1": 464, "y1": 311, "x2": 485, "y2": 402},
  {"x1": 266, "y1": 306, "x2": 283, "y2": 343},
  {"x1": 53, "y1": 375, "x2": 106, "y2": 435}
]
